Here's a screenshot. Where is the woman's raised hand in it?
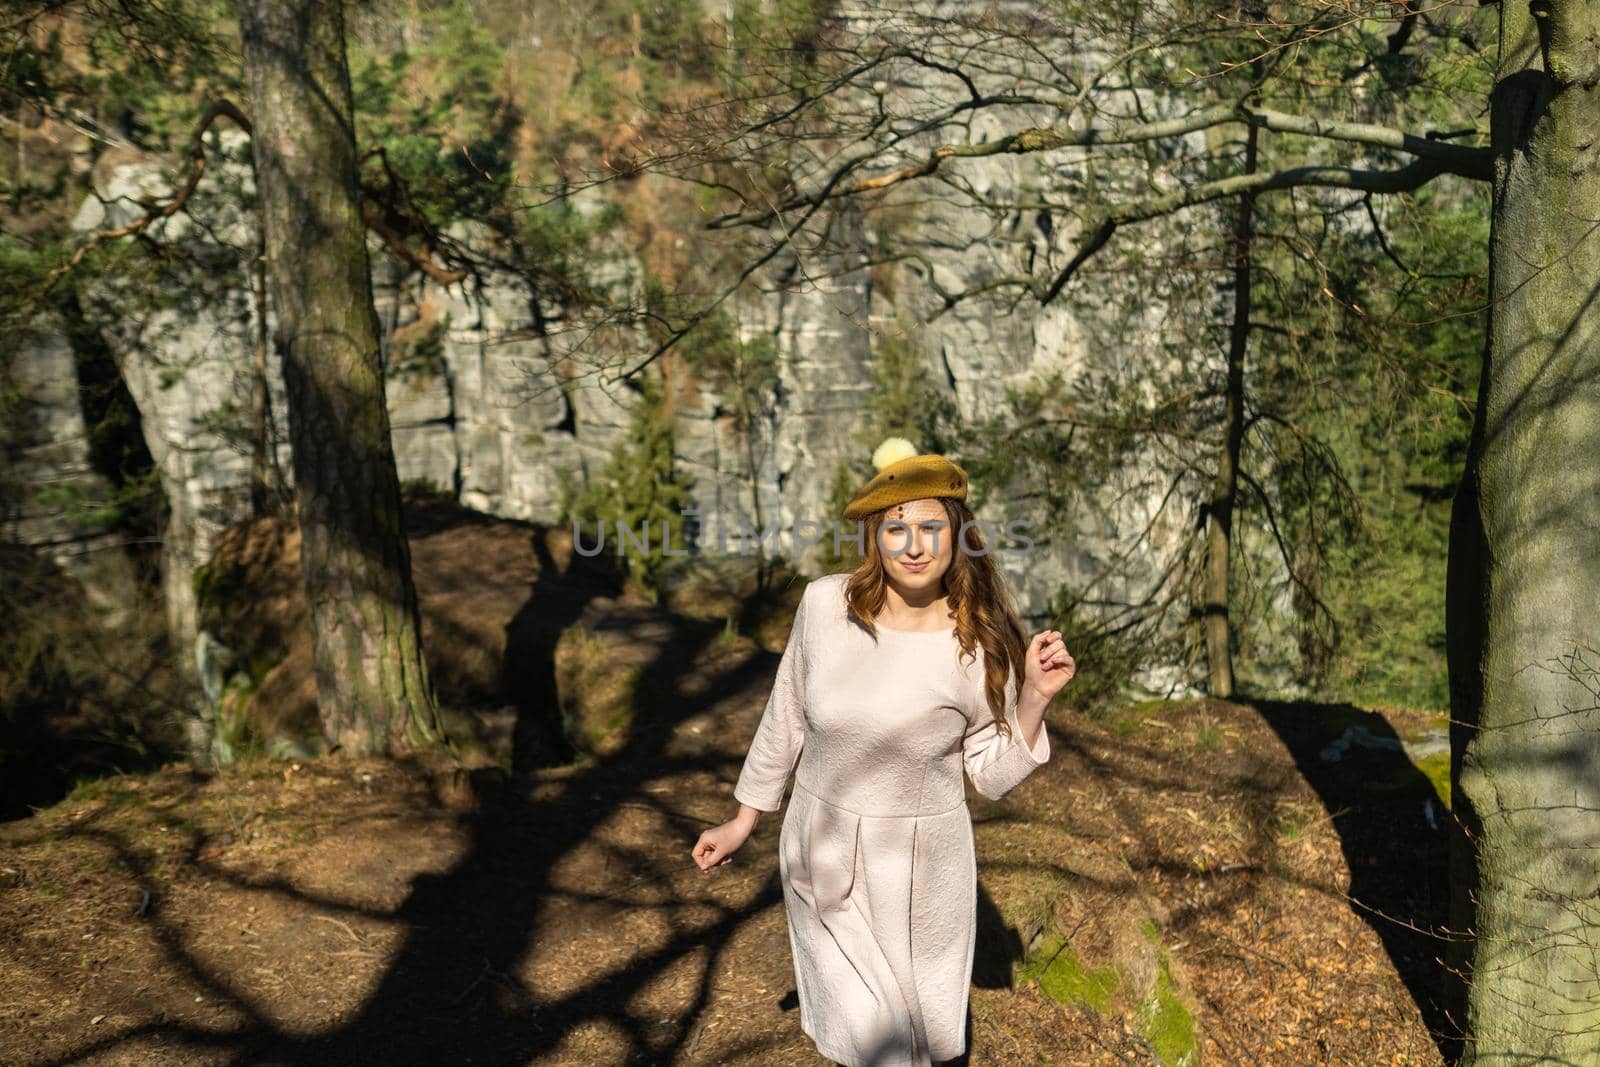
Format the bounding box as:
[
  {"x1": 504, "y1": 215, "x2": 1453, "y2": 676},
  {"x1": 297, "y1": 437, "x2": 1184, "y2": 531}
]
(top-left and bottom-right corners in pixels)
[{"x1": 1023, "y1": 629, "x2": 1076, "y2": 703}]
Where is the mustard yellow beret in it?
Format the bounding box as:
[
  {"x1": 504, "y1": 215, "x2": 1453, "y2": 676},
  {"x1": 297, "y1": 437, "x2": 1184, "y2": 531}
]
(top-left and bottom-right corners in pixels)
[{"x1": 842, "y1": 436, "x2": 969, "y2": 521}]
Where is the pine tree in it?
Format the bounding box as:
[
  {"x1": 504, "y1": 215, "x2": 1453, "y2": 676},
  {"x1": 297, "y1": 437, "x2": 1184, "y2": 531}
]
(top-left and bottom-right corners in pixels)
[{"x1": 562, "y1": 369, "x2": 696, "y2": 601}]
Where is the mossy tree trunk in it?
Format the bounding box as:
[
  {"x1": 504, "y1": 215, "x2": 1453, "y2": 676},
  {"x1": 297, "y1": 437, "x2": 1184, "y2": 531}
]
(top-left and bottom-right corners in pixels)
[
  {"x1": 233, "y1": 0, "x2": 443, "y2": 755},
  {"x1": 1445, "y1": 0, "x2": 1600, "y2": 1057}
]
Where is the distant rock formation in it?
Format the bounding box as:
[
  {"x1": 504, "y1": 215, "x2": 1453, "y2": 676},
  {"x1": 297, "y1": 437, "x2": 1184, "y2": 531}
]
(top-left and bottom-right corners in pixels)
[{"x1": 14, "y1": 27, "x2": 1264, "y2": 708}]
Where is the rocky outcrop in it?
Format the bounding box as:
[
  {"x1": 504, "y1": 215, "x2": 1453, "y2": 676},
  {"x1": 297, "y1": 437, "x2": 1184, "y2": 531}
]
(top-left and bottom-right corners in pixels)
[
  {"x1": 2, "y1": 318, "x2": 141, "y2": 631},
  {"x1": 13, "y1": 18, "x2": 1293, "y2": 710}
]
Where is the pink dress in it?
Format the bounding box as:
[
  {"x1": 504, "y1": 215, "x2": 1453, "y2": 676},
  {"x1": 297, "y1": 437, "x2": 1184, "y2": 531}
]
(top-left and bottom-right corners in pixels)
[{"x1": 734, "y1": 572, "x2": 1051, "y2": 1066}]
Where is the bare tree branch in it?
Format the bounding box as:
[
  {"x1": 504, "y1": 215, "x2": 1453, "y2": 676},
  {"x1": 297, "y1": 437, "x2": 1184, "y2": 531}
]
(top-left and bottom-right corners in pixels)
[
  {"x1": 1241, "y1": 105, "x2": 1490, "y2": 181},
  {"x1": 707, "y1": 103, "x2": 1488, "y2": 231},
  {"x1": 888, "y1": 156, "x2": 1456, "y2": 319}
]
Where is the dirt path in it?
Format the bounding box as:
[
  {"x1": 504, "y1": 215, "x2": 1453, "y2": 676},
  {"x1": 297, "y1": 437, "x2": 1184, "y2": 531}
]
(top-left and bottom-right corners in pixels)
[{"x1": 1, "y1": 662, "x2": 1457, "y2": 1066}]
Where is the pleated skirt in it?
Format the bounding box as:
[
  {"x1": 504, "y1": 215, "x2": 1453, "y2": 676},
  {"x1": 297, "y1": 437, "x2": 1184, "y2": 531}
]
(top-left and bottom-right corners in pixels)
[{"x1": 778, "y1": 779, "x2": 977, "y2": 1066}]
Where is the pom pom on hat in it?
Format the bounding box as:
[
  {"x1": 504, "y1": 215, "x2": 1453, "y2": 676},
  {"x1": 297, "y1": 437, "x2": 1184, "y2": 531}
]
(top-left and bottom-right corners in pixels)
[{"x1": 871, "y1": 436, "x2": 919, "y2": 472}]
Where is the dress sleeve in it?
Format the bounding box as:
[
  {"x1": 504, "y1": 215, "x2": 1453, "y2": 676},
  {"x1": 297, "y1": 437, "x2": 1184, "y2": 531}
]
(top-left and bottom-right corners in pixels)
[
  {"x1": 962, "y1": 662, "x2": 1050, "y2": 801},
  {"x1": 732, "y1": 584, "x2": 812, "y2": 812}
]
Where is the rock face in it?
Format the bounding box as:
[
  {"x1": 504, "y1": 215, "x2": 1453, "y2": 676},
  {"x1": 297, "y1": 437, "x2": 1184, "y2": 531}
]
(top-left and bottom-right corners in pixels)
[
  {"x1": 15, "y1": 17, "x2": 1294, "y2": 705},
  {"x1": 3, "y1": 319, "x2": 141, "y2": 631},
  {"x1": 66, "y1": 132, "x2": 276, "y2": 650}
]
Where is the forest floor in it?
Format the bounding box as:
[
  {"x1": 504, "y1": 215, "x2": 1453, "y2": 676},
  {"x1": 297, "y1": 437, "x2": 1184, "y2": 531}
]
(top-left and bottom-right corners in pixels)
[
  {"x1": 0, "y1": 696, "x2": 1461, "y2": 1066},
  {"x1": 0, "y1": 501, "x2": 1463, "y2": 1065}
]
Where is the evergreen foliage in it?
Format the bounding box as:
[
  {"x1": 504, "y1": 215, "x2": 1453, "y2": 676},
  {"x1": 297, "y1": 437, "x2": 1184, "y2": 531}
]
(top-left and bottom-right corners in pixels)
[
  {"x1": 678, "y1": 304, "x2": 780, "y2": 441},
  {"x1": 1283, "y1": 189, "x2": 1487, "y2": 707},
  {"x1": 817, "y1": 459, "x2": 861, "y2": 573},
  {"x1": 556, "y1": 368, "x2": 696, "y2": 601},
  {"x1": 350, "y1": 2, "x2": 515, "y2": 227}
]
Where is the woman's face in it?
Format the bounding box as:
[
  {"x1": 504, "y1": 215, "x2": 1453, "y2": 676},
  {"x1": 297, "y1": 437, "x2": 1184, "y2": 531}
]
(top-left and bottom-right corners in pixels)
[{"x1": 877, "y1": 498, "x2": 955, "y2": 594}]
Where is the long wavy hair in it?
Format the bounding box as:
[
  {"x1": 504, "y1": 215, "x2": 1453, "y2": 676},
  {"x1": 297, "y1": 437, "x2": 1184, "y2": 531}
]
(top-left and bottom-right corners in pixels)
[{"x1": 842, "y1": 497, "x2": 1027, "y2": 739}]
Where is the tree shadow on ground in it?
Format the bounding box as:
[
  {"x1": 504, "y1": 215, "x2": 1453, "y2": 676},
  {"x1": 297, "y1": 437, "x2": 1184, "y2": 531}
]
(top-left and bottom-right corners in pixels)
[
  {"x1": 233, "y1": 542, "x2": 804, "y2": 1063},
  {"x1": 27, "y1": 497, "x2": 814, "y2": 1065},
  {"x1": 1247, "y1": 698, "x2": 1459, "y2": 1065}
]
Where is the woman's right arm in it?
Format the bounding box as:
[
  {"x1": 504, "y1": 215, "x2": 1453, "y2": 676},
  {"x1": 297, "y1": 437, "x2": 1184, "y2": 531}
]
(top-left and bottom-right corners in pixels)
[{"x1": 692, "y1": 585, "x2": 812, "y2": 869}]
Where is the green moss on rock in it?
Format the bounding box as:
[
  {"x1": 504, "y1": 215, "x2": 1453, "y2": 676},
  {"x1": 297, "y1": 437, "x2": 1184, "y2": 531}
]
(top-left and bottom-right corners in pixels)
[
  {"x1": 1142, "y1": 959, "x2": 1199, "y2": 1066},
  {"x1": 1018, "y1": 934, "x2": 1121, "y2": 1013},
  {"x1": 1414, "y1": 750, "x2": 1451, "y2": 807},
  {"x1": 1024, "y1": 914, "x2": 1201, "y2": 1065}
]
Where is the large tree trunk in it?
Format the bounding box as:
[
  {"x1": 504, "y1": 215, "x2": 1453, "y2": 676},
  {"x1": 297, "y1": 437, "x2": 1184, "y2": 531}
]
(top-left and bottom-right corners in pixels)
[
  {"x1": 233, "y1": 0, "x2": 443, "y2": 755},
  {"x1": 1203, "y1": 123, "x2": 1256, "y2": 697},
  {"x1": 1445, "y1": 1, "x2": 1600, "y2": 1058}
]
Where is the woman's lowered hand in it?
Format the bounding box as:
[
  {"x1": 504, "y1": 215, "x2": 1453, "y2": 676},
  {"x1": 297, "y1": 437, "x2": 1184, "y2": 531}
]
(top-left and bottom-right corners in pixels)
[{"x1": 692, "y1": 806, "x2": 760, "y2": 871}]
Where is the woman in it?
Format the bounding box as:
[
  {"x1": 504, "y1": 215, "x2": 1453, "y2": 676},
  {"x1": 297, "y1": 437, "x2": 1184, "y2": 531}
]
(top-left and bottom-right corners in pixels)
[{"x1": 690, "y1": 437, "x2": 1077, "y2": 1067}]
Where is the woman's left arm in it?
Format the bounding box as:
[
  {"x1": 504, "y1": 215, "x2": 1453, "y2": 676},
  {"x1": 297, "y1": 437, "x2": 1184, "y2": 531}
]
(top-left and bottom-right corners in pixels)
[
  {"x1": 962, "y1": 631, "x2": 1075, "y2": 801},
  {"x1": 1017, "y1": 629, "x2": 1075, "y2": 750}
]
